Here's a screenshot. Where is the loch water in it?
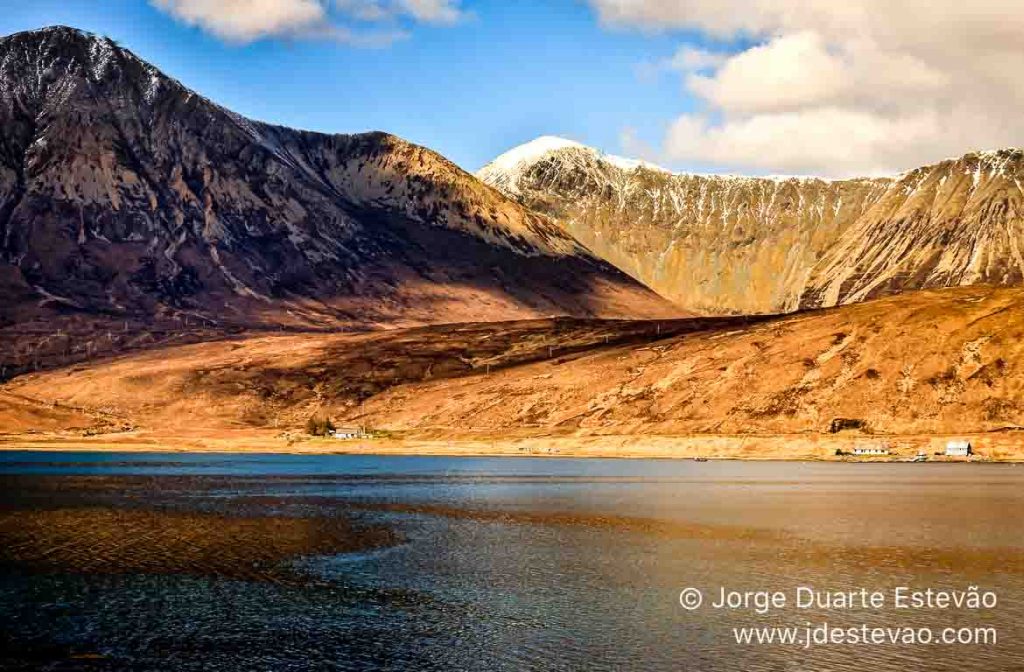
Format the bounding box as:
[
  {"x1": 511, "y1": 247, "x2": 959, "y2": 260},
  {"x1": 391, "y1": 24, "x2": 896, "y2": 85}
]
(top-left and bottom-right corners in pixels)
[{"x1": 1, "y1": 452, "x2": 1022, "y2": 671}]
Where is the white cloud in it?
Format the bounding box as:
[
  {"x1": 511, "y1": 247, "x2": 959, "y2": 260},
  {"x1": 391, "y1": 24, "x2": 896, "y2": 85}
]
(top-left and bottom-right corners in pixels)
[
  {"x1": 151, "y1": 0, "x2": 326, "y2": 41},
  {"x1": 619, "y1": 126, "x2": 660, "y2": 163},
  {"x1": 685, "y1": 33, "x2": 848, "y2": 115},
  {"x1": 594, "y1": 0, "x2": 1024, "y2": 176},
  {"x1": 397, "y1": 0, "x2": 465, "y2": 24},
  {"x1": 666, "y1": 108, "x2": 942, "y2": 177},
  {"x1": 153, "y1": 0, "x2": 466, "y2": 44},
  {"x1": 334, "y1": 0, "x2": 467, "y2": 25},
  {"x1": 634, "y1": 45, "x2": 726, "y2": 84},
  {"x1": 667, "y1": 45, "x2": 727, "y2": 73}
]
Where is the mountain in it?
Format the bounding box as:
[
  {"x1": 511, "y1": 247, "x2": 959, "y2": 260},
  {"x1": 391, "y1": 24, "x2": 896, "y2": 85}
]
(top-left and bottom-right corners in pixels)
[
  {"x1": 478, "y1": 137, "x2": 1024, "y2": 314},
  {"x1": 0, "y1": 27, "x2": 677, "y2": 330}
]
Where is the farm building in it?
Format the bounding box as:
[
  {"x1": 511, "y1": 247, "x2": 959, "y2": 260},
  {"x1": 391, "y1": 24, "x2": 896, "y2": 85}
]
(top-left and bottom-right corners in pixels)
[
  {"x1": 945, "y1": 440, "x2": 972, "y2": 457},
  {"x1": 332, "y1": 427, "x2": 367, "y2": 440},
  {"x1": 852, "y1": 444, "x2": 890, "y2": 456}
]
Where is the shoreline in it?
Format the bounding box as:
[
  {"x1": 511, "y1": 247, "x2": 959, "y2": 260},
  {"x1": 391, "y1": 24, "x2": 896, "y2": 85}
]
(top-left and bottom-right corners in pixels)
[{"x1": 2, "y1": 430, "x2": 1022, "y2": 462}]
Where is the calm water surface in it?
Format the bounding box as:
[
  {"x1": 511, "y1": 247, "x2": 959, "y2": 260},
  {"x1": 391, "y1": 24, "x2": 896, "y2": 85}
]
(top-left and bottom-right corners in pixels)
[{"x1": 1, "y1": 452, "x2": 1022, "y2": 671}]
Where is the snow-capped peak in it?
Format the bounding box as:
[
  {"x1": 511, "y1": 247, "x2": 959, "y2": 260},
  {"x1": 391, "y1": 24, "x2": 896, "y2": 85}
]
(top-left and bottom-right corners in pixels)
[
  {"x1": 484, "y1": 136, "x2": 587, "y2": 174},
  {"x1": 478, "y1": 136, "x2": 672, "y2": 196}
]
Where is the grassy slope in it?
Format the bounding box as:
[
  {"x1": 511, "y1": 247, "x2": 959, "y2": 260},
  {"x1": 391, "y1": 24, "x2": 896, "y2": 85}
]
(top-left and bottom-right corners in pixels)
[{"x1": 3, "y1": 286, "x2": 1024, "y2": 458}]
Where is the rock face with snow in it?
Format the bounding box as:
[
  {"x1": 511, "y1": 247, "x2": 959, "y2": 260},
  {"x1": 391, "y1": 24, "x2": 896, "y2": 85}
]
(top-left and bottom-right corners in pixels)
[
  {"x1": 801, "y1": 152, "x2": 1024, "y2": 308},
  {"x1": 479, "y1": 137, "x2": 1024, "y2": 314},
  {"x1": 0, "y1": 27, "x2": 677, "y2": 328}
]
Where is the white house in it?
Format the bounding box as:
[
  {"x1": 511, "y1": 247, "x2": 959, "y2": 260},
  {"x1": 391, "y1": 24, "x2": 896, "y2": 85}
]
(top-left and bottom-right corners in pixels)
[
  {"x1": 332, "y1": 427, "x2": 367, "y2": 440},
  {"x1": 945, "y1": 440, "x2": 972, "y2": 457},
  {"x1": 852, "y1": 443, "x2": 890, "y2": 456}
]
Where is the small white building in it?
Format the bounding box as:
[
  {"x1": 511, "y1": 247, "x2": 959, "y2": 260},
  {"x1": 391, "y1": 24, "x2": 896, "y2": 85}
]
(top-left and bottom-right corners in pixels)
[
  {"x1": 332, "y1": 427, "x2": 367, "y2": 440},
  {"x1": 945, "y1": 440, "x2": 972, "y2": 457},
  {"x1": 852, "y1": 443, "x2": 890, "y2": 456}
]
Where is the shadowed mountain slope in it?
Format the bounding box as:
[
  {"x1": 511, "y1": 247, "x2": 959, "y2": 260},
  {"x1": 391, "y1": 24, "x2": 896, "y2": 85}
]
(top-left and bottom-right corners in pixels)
[{"x1": 0, "y1": 27, "x2": 678, "y2": 330}]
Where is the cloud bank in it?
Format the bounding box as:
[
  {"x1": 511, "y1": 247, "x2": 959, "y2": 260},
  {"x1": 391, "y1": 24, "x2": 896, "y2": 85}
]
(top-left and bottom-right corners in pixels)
[
  {"x1": 591, "y1": 0, "x2": 1024, "y2": 176},
  {"x1": 152, "y1": 0, "x2": 466, "y2": 44}
]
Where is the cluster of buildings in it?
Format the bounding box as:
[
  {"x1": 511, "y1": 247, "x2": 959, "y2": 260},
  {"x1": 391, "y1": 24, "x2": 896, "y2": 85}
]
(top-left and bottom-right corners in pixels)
[{"x1": 850, "y1": 440, "x2": 973, "y2": 459}]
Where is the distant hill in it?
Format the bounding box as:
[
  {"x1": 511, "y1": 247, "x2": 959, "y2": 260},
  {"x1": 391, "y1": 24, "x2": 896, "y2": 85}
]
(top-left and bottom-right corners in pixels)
[
  {"x1": 0, "y1": 27, "x2": 678, "y2": 330},
  {"x1": 479, "y1": 136, "x2": 1024, "y2": 314}
]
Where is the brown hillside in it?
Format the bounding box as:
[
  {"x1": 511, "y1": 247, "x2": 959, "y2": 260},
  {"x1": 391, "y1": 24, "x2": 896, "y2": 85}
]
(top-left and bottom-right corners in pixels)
[{"x1": 4, "y1": 287, "x2": 1024, "y2": 453}]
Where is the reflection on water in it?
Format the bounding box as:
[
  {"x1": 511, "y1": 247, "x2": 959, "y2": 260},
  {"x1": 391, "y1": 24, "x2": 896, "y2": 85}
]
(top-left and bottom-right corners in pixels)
[{"x1": 0, "y1": 452, "x2": 1022, "y2": 671}]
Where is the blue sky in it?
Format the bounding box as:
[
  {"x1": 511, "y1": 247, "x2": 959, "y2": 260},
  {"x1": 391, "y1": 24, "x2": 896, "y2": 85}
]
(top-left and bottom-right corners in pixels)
[
  {"x1": 0, "y1": 0, "x2": 708, "y2": 172},
  {"x1": 2, "y1": 2, "x2": 1020, "y2": 178}
]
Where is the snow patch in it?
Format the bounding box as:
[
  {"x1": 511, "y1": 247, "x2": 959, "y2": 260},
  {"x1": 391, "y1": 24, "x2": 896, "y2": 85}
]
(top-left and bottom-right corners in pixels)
[
  {"x1": 87, "y1": 37, "x2": 115, "y2": 81},
  {"x1": 604, "y1": 153, "x2": 671, "y2": 174},
  {"x1": 483, "y1": 136, "x2": 586, "y2": 174}
]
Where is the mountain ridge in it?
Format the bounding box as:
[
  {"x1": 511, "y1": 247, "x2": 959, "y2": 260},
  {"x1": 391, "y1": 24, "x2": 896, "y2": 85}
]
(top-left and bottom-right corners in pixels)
[
  {"x1": 480, "y1": 134, "x2": 1024, "y2": 185},
  {"x1": 479, "y1": 137, "x2": 1024, "y2": 314}
]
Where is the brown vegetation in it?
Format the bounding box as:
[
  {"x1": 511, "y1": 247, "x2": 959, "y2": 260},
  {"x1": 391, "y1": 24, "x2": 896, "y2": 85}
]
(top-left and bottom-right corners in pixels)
[{"x1": 3, "y1": 286, "x2": 1024, "y2": 459}]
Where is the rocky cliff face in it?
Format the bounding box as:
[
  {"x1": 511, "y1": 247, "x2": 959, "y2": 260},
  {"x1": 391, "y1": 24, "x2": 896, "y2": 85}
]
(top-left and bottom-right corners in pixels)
[
  {"x1": 801, "y1": 151, "x2": 1024, "y2": 308},
  {"x1": 479, "y1": 137, "x2": 1024, "y2": 314},
  {"x1": 0, "y1": 27, "x2": 676, "y2": 329}
]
